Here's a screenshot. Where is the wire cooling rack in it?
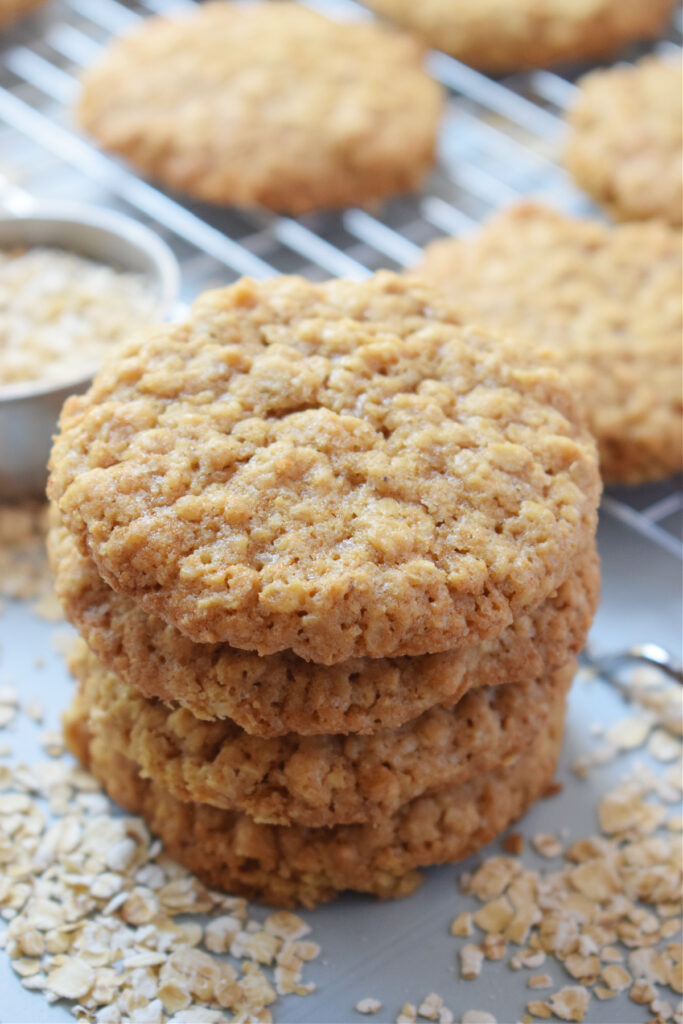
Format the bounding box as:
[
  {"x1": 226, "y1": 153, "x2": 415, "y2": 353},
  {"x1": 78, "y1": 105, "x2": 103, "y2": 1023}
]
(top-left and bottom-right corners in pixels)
[{"x1": 0, "y1": 0, "x2": 681, "y2": 576}]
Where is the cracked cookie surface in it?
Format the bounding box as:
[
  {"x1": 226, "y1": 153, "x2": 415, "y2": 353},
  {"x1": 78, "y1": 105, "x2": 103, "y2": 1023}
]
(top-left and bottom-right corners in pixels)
[
  {"x1": 69, "y1": 637, "x2": 574, "y2": 828},
  {"x1": 65, "y1": 692, "x2": 565, "y2": 908},
  {"x1": 415, "y1": 203, "x2": 682, "y2": 485},
  {"x1": 567, "y1": 56, "x2": 682, "y2": 227},
  {"x1": 50, "y1": 518, "x2": 599, "y2": 736},
  {"x1": 76, "y1": 2, "x2": 442, "y2": 214},
  {"x1": 49, "y1": 272, "x2": 600, "y2": 664}
]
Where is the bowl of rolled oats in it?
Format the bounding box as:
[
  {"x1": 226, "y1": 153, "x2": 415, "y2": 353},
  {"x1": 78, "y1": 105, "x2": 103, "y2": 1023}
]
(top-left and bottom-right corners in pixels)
[{"x1": 0, "y1": 202, "x2": 179, "y2": 499}]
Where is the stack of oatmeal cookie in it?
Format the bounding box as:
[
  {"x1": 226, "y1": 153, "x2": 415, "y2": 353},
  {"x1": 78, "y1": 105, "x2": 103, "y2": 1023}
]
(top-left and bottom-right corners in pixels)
[{"x1": 48, "y1": 272, "x2": 601, "y2": 909}]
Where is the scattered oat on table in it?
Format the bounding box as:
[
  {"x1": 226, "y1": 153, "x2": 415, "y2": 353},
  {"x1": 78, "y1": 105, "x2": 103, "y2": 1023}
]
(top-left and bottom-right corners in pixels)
[
  {"x1": 0, "y1": 704, "x2": 320, "y2": 1023},
  {"x1": 2, "y1": 652, "x2": 681, "y2": 1022},
  {"x1": 0, "y1": 503, "x2": 59, "y2": 616},
  {"x1": 449, "y1": 672, "x2": 683, "y2": 1024}
]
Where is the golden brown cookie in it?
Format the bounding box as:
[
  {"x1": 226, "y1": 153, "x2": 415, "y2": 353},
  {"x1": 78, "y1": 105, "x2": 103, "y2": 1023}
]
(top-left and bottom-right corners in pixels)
[
  {"x1": 0, "y1": 0, "x2": 45, "y2": 29},
  {"x1": 415, "y1": 203, "x2": 683, "y2": 485},
  {"x1": 64, "y1": 692, "x2": 565, "y2": 908},
  {"x1": 69, "y1": 637, "x2": 574, "y2": 828},
  {"x1": 49, "y1": 518, "x2": 599, "y2": 736},
  {"x1": 365, "y1": 0, "x2": 674, "y2": 73},
  {"x1": 76, "y1": 2, "x2": 442, "y2": 214},
  {"x1": 566, "y1": 56, "x2": 682, "y2": 227},
  {"x1": 48, "y1": 273, "x2": 600, "y2": 665}
]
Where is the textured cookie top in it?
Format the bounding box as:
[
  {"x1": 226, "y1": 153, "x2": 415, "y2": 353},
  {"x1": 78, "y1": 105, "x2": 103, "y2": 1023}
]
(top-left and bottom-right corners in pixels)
[
  {"x1": 567, "y1": 56, "x2": 682, "y2": 227},
  {"x1": 76, "y1": 2, "x2": 443, "y2": 214},
  {"x1": 365, "y1": 0, "x2": 674, "y2": 72},
  {"x1": 49, "y1": 272, "x2": 599, "y2": 663},
  {"x1": 50, "y1": 517, "x2": 599, "y2": 736},
  {"x1": 71, "y1": 637, "x2": 572, "y2": 827},
  {"x1": 416, "y1": 204, "x2": 682, "y2": 485}
]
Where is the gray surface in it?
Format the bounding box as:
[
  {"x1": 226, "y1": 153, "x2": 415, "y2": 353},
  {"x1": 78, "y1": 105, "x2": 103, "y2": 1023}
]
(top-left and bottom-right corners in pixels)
[{"x1": 0, "y1": 498, "x2": 681, "y2": 1024}]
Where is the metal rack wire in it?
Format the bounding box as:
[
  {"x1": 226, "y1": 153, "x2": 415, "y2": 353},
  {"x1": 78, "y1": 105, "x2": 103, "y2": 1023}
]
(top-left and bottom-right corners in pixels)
[{"x1": 0, "y1": 0, "x2": 681, "y2": 569}]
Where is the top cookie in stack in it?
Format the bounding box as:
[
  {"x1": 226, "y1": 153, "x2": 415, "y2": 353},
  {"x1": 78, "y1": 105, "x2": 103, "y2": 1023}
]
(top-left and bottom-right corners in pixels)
[
  {"x1": 49, "y1": 273, "x2": 599, "y2": 665},
  {"x1": 49, "y1": 273, "x2": 601, "y2": 906}
]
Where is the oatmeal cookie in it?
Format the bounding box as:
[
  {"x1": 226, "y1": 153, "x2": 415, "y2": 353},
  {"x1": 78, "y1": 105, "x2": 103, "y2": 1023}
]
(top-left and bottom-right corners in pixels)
[
  {"x1": 49, "y1": 273, "x2": 600, "y2": 664},
  {"x1": 415, "y1": 203, "x2": 683, "y2": 485},
  {"x1": 566, "y1": 56, "x2": 682, "y2": 227},
  {"x1": 69, "y1": 637, "x2": 574, "y2": 828},
  {"x1": 49, "y1": 518, "x2": 599, "y2": 736},
  {"x1": 364, "y1": 0, "x2": 674, "y2": 73},
  {"x1": 64, "y1": 694, "x2": 565, "y2": 908},
  {"x1": 0, "y1": 0, "x2": 45, "y2": 29},
  {"x1": 76, "y1": 2, "x2": 442, "y2": 214}
]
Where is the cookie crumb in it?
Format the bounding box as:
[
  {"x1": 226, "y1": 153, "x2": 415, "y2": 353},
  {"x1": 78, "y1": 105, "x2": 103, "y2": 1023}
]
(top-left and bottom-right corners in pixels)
[
  {"x1": 503, "y1": 833, "x2": 524, "y2": 855},
  {"x1": 543, "y1": 781, "x2": 563, "y2": 798}
]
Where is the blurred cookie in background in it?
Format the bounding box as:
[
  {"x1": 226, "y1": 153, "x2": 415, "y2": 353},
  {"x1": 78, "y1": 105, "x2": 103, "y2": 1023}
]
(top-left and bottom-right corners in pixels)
[
  {"x1": 415, "y1": 203, "x2": 683, "y2": 485},
  {"x1": 77, "y1": 2, "x2": 443, "y2": 214},
  {"x1": 364, "y1": 0, "x2": 675, "y2": 73},
  {"x1": 567, "y1": 56, "x2": 682, "y2": 226}
]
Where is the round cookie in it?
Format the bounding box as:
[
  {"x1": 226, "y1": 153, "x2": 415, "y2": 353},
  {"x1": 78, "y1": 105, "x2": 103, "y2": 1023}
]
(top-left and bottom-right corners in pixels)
[
  {"x1": 415, "y1": 203, "x2": 683, "y2": 485},
  {"x1": 566, "y1": 56, "x2": 682, "y2": 227},
  {"x1": 0, "y1": 0, "x2": 45, "y2": 29},
  {"x1": 364, "y1": 0, "x2": 674, "y2": 73},
  {"x1": 76, "y1": 2, "x2": 443, "y2": 214},
  {"x1": 64, "y1": 694, "x2": 565, "y2": 908},
  {"x1": 49, "y1": 518, "x2": 599, "y2": 736},
  {"x1": 48, "y1": 273, "x2": 600, "y2": 664},
  {"x1": 69, "y1": 637, "x2": 574, "y2": 828}
]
